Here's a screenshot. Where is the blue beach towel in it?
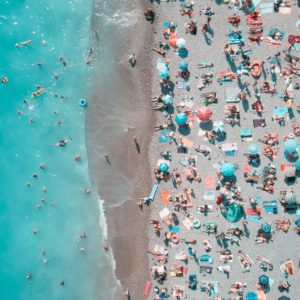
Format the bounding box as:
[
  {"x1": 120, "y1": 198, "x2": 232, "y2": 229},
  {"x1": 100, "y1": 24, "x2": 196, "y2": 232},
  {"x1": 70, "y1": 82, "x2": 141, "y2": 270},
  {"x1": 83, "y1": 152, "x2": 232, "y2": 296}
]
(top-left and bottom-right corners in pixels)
[
  {"x1": 169, "y1": 225, "x2": 180, "y2": 233},
  {"x1": 263, "y1": 200, "x2": 278, "y2": 213},
  {"x1": 240, "y1": 128, "x2": 252, "y2": 137}
]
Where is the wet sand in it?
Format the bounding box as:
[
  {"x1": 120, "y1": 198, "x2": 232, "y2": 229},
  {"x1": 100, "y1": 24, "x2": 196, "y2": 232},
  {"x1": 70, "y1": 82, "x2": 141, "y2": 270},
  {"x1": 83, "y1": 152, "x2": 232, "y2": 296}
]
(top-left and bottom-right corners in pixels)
[{"x1": 87, "y1": 0, "x2": 156, "y2": 298}]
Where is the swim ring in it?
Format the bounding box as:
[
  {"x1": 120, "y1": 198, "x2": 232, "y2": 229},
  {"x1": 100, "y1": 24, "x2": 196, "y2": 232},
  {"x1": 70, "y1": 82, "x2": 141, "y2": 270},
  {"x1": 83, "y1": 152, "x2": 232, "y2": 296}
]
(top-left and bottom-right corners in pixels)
[
  {"x1": 79, "y1": 98, "x2": 88, "y2": 108},
  {"x1": 193, "y1": 219, "x2": 201, "y2": 229},
  {"x1": 171, "y1": 233, "x2": 179, "y2": 244}
]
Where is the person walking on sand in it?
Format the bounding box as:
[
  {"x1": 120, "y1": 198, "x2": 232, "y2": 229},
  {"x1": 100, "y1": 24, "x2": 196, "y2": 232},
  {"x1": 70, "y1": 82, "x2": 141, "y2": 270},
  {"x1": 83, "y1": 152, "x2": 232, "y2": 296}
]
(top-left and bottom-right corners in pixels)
[{"x1": 128, "y1": 53, "x2": 136, "y2": 67}]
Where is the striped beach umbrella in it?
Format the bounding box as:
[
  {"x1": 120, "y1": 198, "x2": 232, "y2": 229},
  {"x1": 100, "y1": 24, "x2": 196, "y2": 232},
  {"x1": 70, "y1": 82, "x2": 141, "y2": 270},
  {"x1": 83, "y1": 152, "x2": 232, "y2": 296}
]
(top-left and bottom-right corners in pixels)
[
  {"x1": 197, "y1": 106, "x2": 212, "y2": 121},
  {"x1": 179, "y1": 61, "x2": 188, "y2": 71},
  {"x1": 261, "y1": 223, "x2": 271, "y2": 234},
  {"x1": 220, "y1": 162, "x2": 236, "y2": 177},
  {"x1": 213, "y1": 120, "x2": 225, "y2": 133},
  {"x1": 163, "y1": 94, "x2": 173, "y2": 106},
  {"x1": 247, "y1": 144, "x2": 260, "y2": 155},
  {"x1": 284, "y1": 139, "x2": 297, "y2": 153},
  {"x1": 176, "y1": 37, "x2": 186, "y2": 49},
  {"x1": 175, "y1": 112, "x2": 188, "y2": 126},
  {"x1": 159, "y1": 163, "x2": 169, "y2": 173}
]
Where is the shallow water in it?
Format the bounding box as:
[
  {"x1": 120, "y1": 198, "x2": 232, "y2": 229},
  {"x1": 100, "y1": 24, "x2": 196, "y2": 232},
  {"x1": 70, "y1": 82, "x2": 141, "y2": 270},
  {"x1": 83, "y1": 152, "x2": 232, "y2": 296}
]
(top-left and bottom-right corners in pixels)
[{"x1": 0, "y1": 1, "x2": 118, "y2": 299}]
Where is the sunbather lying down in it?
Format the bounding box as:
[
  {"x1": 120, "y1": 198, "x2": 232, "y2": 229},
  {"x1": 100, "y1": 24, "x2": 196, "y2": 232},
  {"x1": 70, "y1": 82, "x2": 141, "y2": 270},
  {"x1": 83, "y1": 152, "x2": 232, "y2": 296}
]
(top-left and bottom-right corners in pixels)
[
  {"x1": 259, "y1": 132, "x2": 279, "y2": 145},
  {"x1": 184, "y1": 167, "x2": 201, "y2": 181},
  {"x1": 292, "y1": 121, "x2": 300, "y2": 136},
  {"x1": 260, "y1": 81, "x2": 276, "y2": 94}
]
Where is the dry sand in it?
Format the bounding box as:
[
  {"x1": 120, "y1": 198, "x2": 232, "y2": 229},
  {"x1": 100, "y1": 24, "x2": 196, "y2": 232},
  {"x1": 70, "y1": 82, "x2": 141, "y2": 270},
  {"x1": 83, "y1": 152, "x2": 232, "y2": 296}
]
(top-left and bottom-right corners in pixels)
[{"x1": 147, "y1": 0, "x2": 300, "y2": 299}]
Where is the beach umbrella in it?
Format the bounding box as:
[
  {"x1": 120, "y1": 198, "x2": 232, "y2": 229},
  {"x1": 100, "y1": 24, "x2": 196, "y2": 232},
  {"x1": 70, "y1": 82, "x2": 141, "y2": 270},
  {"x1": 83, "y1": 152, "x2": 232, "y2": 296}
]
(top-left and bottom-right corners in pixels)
[
  {"x1": 259, "y1": 275, "x2": 269, "y2": 286},
  {"x1": 197, "y1": 106, "x2": 212, "y2": 121},
  {"x1": 220, "y1": 162, "x2": 236, "y2": 177},
  {"x1": 261, "y1": 223, "x2": 271, "y2": 234},
  {"x1": 213, "y1": 120, "x2": 225, "y2": 133},
  {"x1": 159, "y1": 163, "x2": 169, "y2": 173},
  {"x1": 176, "y1": 37, "x2": 186, "y2": 49},
  {"x1": 179, "y1": 61, "x2": 188, "y2": 71},
  {"x1": 175, "y1": 112, "x2": 188, "y2": 126},
  {"x1": 245, "y1": 292, "x2": 258, "y2": 300},
  {"x1": 163, "y1": 94, "x2": 173, "y2": 106},
  {"x1": 294, "y1": 160, "x2": 300, "y2": 171},
  {"x1": 225, "y1": 203, "x2": 243, "y2": 223},
  {"x1": 169, "y1": 35, "x2": 177, "y2": 48},
  {"x1": 159, "y1": 66, "x2": 169, "y2": 79},
  {"x1": 247, "y1": 144, "x2": 260, "y2": 155},
  {"x1": 284, "y1": 139, "x2": 297, "y2": 153}
]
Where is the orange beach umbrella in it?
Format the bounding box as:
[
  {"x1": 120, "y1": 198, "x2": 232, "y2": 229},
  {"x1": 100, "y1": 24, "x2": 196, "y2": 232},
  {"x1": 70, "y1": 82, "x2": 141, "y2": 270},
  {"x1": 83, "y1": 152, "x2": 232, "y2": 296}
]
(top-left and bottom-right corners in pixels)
[{"x1": 169, "y1": 35, "x2": 177, "y2": 48}]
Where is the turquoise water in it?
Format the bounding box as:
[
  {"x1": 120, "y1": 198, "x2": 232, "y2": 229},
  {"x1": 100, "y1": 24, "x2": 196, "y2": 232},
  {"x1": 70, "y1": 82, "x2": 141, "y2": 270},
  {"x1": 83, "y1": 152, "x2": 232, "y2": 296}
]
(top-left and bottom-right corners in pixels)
[{"x1": 0, "y1": 1, "x2": 117, "y2": 299}]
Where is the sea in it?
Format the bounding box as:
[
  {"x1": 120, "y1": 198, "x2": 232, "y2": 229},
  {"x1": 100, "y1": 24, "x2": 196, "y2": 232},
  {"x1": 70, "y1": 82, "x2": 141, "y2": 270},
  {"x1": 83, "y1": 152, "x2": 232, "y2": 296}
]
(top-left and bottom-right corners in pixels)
[{"x1": 0, "y1": 0, "x2": 138, "y2": 299}]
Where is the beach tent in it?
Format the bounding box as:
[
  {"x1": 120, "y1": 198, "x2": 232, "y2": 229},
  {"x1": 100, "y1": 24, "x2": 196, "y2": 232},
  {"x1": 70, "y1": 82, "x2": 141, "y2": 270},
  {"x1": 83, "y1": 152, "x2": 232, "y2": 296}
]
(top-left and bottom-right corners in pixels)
[
  {"x1": 247, "y1": 144, "x2": 260, "y2": 155},
  {"x1": 213, "y1": 120, "x2": 225, "y2": 133},
  {"x1": 224, "y1": 203, "x2": 243, "y2": 223},
  {"x1": 159, "y1": 162, "x2": 169, "y2": 173},
  {"x1": 163, "y1": 94, "x2": 173, "y2": 106},
  {"x1": 176, "y1": 37, "x2": 186, "y2": 49},
  {"x1": 294, "y1": 160, "x2": 300, "y2": 171},
  {"x1": 220, "y1": 162, "x2": 236, "y2": 177},
  {"x1": 245, "y1": 292, "x2": 258, "y2": 300},
  {"x1": 179, "y1": 61, "x2": 188, "y2": 71},
  {"x1": 259, "y1": 275, "x2": 269, "y2": 286},
  {"x1": 261, "y1": 223, "x2": 271, "y2": 233},
  {"x1": 284, "y1": 139, "x2": 297, "y2": 153},
  {"x1": 197, "y1": 106, "x2": 212, "y2": 121},
  {"x1": 175, "y1": 112, "x2": 188, "y2": 126}
]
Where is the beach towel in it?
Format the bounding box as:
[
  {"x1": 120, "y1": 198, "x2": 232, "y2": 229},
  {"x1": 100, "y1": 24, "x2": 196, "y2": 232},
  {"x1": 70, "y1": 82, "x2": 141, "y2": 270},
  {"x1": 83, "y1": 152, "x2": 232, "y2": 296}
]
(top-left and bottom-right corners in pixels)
[
  {"x1": 144, "y1": 281, "x2": 152, "y2": 297},
  {"x1": 182, "y1": 218, "x2": 193, "y2": 230},
  {"x1": 161, "y1": 190, "x2": 171, "y2": 204},
  {"x1": 253, "y1": 119, "x2": 266, "y2": 127},
  {"x1": 177, "y1": 81, "x2": 191, "y2": 89},
  {"x1": 247, "y1": 215, "x2": 262, "y2": 222},
  {"x1": 201, "y1": 281, "x2": 219, "y2": 295},
  {"x1": 263, "y1": 200, "x2": 278, "y2": 214},
  {"x1": 225, "y1": 87, "x2": 240, "y2": 102},
  {"x1": 159, "y1": 129, "x2": 171, "y2": 143},
  {"x1": 204, "y1": 175, "x2": 217, "y2": 189},
  {"x1": 169, "y1": 225, "x2": 180, "y2": 233},
  {"x1": 222, "y1": 142, "x2": 238, "y2": 157},
  {"x1": 259, "y1": 2, "x2": 274, "y2": 14},
  {"x1": 246, "y1": 207, "x2": 262, "y2": 216},
  {"x1": 159, "y1": 207, "x2": 170, "y2": 219},
  {"x1": 240, "y1": 128, "x2": 253, "y2": 141},
  {"x1": 203, "y1": 190, "x2": 215, "y2": 201},
  {"x1": 182, "y1": 136, "x2": 194, "y2": 148},
  {"x1": 279, "y1": 6, "x2": 291, "y2": 14}
]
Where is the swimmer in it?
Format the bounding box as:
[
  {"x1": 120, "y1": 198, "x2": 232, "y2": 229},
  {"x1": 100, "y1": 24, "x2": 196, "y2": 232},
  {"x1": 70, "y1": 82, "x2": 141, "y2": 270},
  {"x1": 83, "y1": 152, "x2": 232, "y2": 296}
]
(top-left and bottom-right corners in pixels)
[
  {"x1": 26, "y1": 182, "x2": 32, "y2": 187},
  {"x1": 43, "y1": 259, "x2": 48, "y2": 265},
  {"x1": 42, "y1": 186, "x2": 47, "y2": 193},
  {"x1": 54, "y1": 72, "x2": 59, "y2": 80},
  {"x1": 102, "y1": 244, "x2": 109, "y2": 251},
  {"x1": 32, "y1": 173, "x2": 38, "y2": 178},
  {"x1": 32, "y1": 227, "x2": 38, "y2": 235},
  {"x1": 26, "y1": 272, "x2": 32, "y2": 280},
  {"x1": 2, "y1": 76, "x2": 8, "y2": 84},
  {"x1": 15, "y1": 40, "x2": 32, "y2": 48},
  {"x1": 74, "y1": 154, "x2": 81, "y2": 161},
  {"x1": 57, "y1": 120, "x2": 63, "y2": 125},
  {"x1": 55, "y1": 139, "x2": 68, "y2": 147},
  {"x1": 41, "y1": 248, "x2": 46, "y2": 256},
  {"x1": 59, "y1": 56, "x2": 67, "y2": 67},
  {"x1": 39, "y1": 163, "x2": 45, "y2": 170},
  {"x1": 36, "y1": 204, "x2": 41, "y2": 209},
  {"x1": 36, "y1": 62, "x2": 42, "y2": 67},
  {"x1": 76, "y1": 232, "x2": 87, "y2": 242},
  {"x1": 84, "y1": 188, "x2": 91, "y2": 194},
  {"x1": 80, "y1": 247, "x2": 86, "y2": 253},
  {"x1": 59, "y1": 280, "x2": 65, "y2": 286}
]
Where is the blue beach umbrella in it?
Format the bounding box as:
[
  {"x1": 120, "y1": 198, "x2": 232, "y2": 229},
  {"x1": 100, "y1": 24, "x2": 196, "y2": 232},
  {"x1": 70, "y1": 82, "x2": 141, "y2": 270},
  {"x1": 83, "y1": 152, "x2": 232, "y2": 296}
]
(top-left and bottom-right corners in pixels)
[
  {"x1": 284, "y1": 139, "x2": 297, "y2": 153},
  {"x1": 213, "y1": 120, "x2": 225, "y2": 133},
  {"x1": 294, "y1": 160, "x2": 300, "y2": 171},
  {"x1": 261, "y1": 223, "x2": 271, "y2": 234},
  {"x1": 247, "y1": 144, "x2": 260, "y2": 155},
  {"x1": 163, "y1": 94, "x2": 173, "y2": 106},
  {"x1": 176, "y1": 37, "x2": 186, "y2": 49},
  {"x1": 179, "y1": 61, "x2": 188, "y2": 71},
  {"x1": 245, "y1": 292, "x2": 258, "y2": 300},
  {"x1": 159, "y1": 67, "x2": 169, "y2": 79},
  {"x1": 175, "y1": 112, "x2": 188, "y2": 126},
  {"x1": 259, "y1": 275, "x2": 269, "y2": 286},
  {"x1": 159, "y1": 163, "x2": 169, "y2": 173},
  {"x1": 220, "y1": 162, "x2": 236, "y2": 177}
]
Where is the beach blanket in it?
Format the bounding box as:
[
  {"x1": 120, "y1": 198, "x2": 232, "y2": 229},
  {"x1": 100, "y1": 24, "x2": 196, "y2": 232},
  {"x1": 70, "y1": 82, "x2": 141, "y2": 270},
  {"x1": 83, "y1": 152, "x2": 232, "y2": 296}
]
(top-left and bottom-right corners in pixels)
[
  {"x1": 240, "y1": 128, "x2": 253, "y2": 141},
  {"x1": 203, "y1": 190, "x2": 215, "y2": 201},
  {"x1": 246, "y1": 207, "x2": 262, "y2": 216},
  {"x1": 253, "y1": 119, "x2": 266, "y2": 127},
  {"x1": 144, "y1": 281, "x2": 152, "y2": 297},
  {"x1": 182, "y1": 218, "x2": 193, "y2": 230},
  {"x1": 204, "y1": 175, "x2": 217, "y2": 189},
  {"x1": 159, "y1": 207, "x2": 170, "y2": 219},
  {"x1": 263, "y1": 200, "x2": 278, "y2": 213},
  {"x1": 182, "y1": 136, "x2": 194, "y2": 148},
  {"x1": 259, "y1": 2, "x2": 274, "y2": 14},
  {"x1": 159, "y1": 129, "x2": 171, "y2": 143},
  {"x1": 161, "y1": 190, "x2": 171, "y2": 204},
  {"x1": 177, "y1": 81, "x2": 191, "y2": 89},
  {"x1": 169, "y1": 225, "x2": 180, "y2": 233},
  {"x1": 222, "y1": 142, "x2": 238, "y2": 157},
  {"x1": 225, "y1": 87, "x2": 240, "y2": 102}
]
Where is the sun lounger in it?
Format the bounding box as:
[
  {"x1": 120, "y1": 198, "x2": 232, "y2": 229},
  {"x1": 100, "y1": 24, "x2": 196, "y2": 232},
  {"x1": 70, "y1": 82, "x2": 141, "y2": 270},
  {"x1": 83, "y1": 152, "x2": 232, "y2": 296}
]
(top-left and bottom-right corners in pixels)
[{"x1": 240, "y1": 128, "x2": 252, "y2": 141}]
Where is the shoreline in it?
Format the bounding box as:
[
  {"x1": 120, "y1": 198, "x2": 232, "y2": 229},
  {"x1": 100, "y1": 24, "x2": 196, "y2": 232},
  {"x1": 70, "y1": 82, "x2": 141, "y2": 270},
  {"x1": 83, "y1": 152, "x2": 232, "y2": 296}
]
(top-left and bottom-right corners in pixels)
[{"x1": 87, "y1": 0, "x2": 156, "y2": 298}]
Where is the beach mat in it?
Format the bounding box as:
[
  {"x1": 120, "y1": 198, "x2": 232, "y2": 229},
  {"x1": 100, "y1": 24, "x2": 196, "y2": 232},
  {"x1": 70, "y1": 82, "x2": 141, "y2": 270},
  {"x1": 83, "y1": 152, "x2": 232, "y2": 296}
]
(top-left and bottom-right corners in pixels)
[
  {"x1": 263, "y1": 200, "x2": 278, "y2": 213},
  {"x1": 144, "y1": 280, "x2": 152, "y2": 297},
  {"x1": 182, "y1": 137, "x2": 194, "y2": 148},
  {"x1": 253, "y1": 119, "x2": 266, "y2": 127},
  {"x1": 161, "y1": 190, "x2": 171, "y2": 204}
]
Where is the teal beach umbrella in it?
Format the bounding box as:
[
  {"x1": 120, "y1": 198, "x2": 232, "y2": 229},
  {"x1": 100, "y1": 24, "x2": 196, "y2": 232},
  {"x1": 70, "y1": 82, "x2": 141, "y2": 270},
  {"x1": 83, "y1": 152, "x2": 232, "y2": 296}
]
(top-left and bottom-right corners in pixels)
[
  {"x1": 224, "y1": 203, "x2": 243, "y2": 223},
  {"x1": 261, "y1": 223, "x2": 271, "y2": 233},
  {"x1": 220, "y1": 162, "x2": 236, "y2": 177},
  {"x1": 213, "y1": 120, "x2": 225, "y2": 133},
  {"x1": 159, "y1": 67, "x2": 169, "y2": 79},
  {"x1": 163, "y1": 95, "x2": 173, "y2": 106},
  {"x1": 175, "y1": 112, "x2": 188, "y2": 126},
  {"x1": 247, "y1": 144, "x2": 260, "y2": 155},
  {"x1": 176, "y1": 37, "x2": 186, "y2": 49},
  {"x1": 245, "y1": 292, "x2": 258, "y2": 300},
  {"x1": 179, "y1": 61, "x2": 188, "y2": 70},
  {"x1": 294, "y1": 160, "x2": 300, "y2": 171},
  {"x1": 259, "y1": 275, "x2": 269, "y2": 286},
  {"x1": 159, "y1": 163, "x2": 169, "y2": 173},
  {"x1": 284, "y1": 139, "x2": 297, "y2": 153}
]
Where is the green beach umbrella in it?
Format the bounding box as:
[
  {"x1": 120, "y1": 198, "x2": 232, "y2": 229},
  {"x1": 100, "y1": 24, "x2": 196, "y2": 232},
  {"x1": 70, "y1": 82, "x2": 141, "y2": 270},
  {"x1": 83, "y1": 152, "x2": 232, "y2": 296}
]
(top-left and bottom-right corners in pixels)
[
  {"x1": 159, "y1": 163, "x2": 169, "y2": 173},
  {"x1": 224, "y1": 203, "x2": 243, "y2": 223},
  {"x1": 294, "y1": 160, "x2": 300, "y2": 171},
  {"x1": 179, "y1": 61, "x2": 188, "y2": 71},
  {"x1": 284, "y1": 139, "x2": 297, "y2": 153},
  {"x1": 220, "y1": 162, "x2": 236, "y2": 177},
  {"x1": 247, "y1": 144, "x2": 260, "y2": 155},
  {"x1": 261, "y1": 223, "x2": 271, "y2": 234},
  {"x1": 163, "y1": 94, "x2": 173, "y2": 106},
  {"x1": 259, "y1": 275, "x2": 269, "y2": 286},
  {"x1": 175, "y1": 112, "x2": 188, "y2": 126}
]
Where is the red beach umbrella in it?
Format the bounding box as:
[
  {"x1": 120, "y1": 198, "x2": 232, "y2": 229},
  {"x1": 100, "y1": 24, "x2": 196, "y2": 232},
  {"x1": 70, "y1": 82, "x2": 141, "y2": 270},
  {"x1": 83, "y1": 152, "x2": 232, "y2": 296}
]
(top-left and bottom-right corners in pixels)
[{"x1": 197, "y1": 106, "x2": 212, "y2": 121}]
